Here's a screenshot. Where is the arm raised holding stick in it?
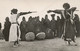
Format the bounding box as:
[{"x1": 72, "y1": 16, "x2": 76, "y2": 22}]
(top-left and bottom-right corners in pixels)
[
  {"x1": 9, "y1": 8, "x2": 37, "y2": 47},
  {"x1": 17, "y1": 11, "x2": 37, "y2": 19}
]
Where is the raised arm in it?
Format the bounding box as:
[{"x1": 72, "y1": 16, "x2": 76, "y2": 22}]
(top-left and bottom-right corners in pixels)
[
  {"x1": 70, "y1": 7, "x2": 77, "y2": 12},
  {"x1": 19, "y1": 11, "x2": 32, "y2": 16},
  {"x1": 47, "y1": 10, "x2": 62, "y2": 14},
  {"x1": 16, "y1": 11, "x2": 32, "y2": 20}
]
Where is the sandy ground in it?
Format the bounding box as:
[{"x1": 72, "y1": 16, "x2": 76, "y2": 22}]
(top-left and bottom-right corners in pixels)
[{"x1": 0, "y1": 38, "x2": 80, "y2": 51}]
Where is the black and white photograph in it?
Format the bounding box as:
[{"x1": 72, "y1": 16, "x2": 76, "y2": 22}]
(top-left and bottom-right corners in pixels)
[{"x1": 0, "y1": 0, "x2": 80, "y2": 51}]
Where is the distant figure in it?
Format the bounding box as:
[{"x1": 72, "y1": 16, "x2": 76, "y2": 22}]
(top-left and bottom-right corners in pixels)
[
  {"x1": 0, "y1": 22, "x2": 3, "y2": 39},
  {"x1": 44, "y1": 15, "x2": 50, "y2": 29},
  {"x1": 34, "y1": 16, "x2": 42, "y2": 34},
  {"x1": 20, "y1": 17, "x2": 27, "y2": 41},
  {"x1": 9, "y1": 8, "x2": 32, "y2": 47},
  {"x1": 50, "y1": 14, "x2": 56, "y2": 37},
  {"x1": 3, "y1": 17, "x2": 11, "y2": 41},
  {"x1": 41, "y1": 18, "x2": 46, "y2": 32},
  {"x1": 27, "y1": 16, "x2": 35, "y2": 32},
  {"x1": 74, "y1": 14, "x2": 80, "y2": 37},
  {"x1": 56, "y1": 16, "x2": 62, "y2": 38},
  {"x1": 48, "y1": 3, "x2": 77, "y2": 45},
  {"x1": 0, "y1": 23, "x2": 1, "y2": 30},
  {"x1": 43, "y1": 15, "x2": 53, "y2": 39}
]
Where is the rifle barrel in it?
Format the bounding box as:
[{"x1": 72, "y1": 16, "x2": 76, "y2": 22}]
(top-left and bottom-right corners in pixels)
[
  {"x1": 75, "y1": 10, "x2": 79, "y2": 11},
  {"x1": 55, "y1": 9, "x2": 79, "y2": 11},
  {"x1": 31, "y1": 11, "x2": 37, "y2": 13}
]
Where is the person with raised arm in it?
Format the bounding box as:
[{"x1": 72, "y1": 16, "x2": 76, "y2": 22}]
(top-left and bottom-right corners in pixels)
[
  {"x1": 47, "y1": 3, "x2": 77, "y2": 46},
  {"x1": 9, "y1": 8, "x2": 33, "y2": 47}
]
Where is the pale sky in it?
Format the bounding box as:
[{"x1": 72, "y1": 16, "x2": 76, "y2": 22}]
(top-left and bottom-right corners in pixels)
[{"x1": 0, "y1": 0, "x2": 80, "y2": 29}]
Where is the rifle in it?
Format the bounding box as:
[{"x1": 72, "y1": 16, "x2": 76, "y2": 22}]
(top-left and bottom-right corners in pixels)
[
  {"x1": 47, "y1": 9, "x2": 79, "y2": 13},
  {"x1": 31, "y1": 11, "x2": 37, "y2": 13},
  {"x1": 19, "y1": 11, "x2": 37, "y2": 16},
  {"x1": 27, "y1": 11, "x2": 37, "y2": 13}
]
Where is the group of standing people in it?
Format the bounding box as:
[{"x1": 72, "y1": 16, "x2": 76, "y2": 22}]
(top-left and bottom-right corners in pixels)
[
  {"x1": 0, "y1": 3, "x2": 79, "y2": 47},
  {"x1": 20, "y1": 14, "x2": 56, "y2": 41}
]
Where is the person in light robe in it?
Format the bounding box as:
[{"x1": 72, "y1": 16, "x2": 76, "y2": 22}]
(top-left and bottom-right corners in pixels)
[{"x1": 9, "y1": 8, "x2": 32, "y2": 47}]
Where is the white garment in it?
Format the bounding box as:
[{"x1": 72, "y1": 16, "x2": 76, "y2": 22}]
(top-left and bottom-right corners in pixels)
[{"x1": 9, "y1": 14, "x2": 20, "y2": 42}]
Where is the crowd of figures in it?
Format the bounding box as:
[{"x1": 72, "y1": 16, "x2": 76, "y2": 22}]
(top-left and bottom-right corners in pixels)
[
  {"x1": 0, "y1": 13, "x2": 80, "y2": 41},
  {"x1": 0, "y1": 3, "x2": 80, "y2": 47},
  {"x1": 1, "y1": 14, "x2": 60, "y2": 41}
]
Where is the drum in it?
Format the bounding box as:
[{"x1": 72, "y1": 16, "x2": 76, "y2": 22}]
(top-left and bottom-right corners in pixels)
[
  {"x1": 25, "y1": 32, "x2": 35, "y2": 41},
  {"x1": 36, "y1": 32, "x2": 45, "y2": 40}
]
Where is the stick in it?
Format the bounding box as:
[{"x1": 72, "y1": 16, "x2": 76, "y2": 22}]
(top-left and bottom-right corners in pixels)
[{"x1": 31, "y1": 11, "x2": 37, "y2": 13}]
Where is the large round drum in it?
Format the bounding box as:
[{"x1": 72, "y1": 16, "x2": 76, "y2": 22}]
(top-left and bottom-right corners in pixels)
[
  {"x1": 25, "y1": 32, "x2": 35, "y2": 41},
  {"x1": 36, "y1": 32, "x2": 46, "y2": 40}
]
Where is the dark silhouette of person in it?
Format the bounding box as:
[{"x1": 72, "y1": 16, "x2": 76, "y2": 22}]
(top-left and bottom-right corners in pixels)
[
  {"x1": 20, "y1": 17, "x2": 27, "y2": 41},
  {"x1": 74, "y1": 14, "x2": 80, "y2": 37},
  {"x1": 56, "y1": 16, "x2": 62, "y2": 38},
  {"x1": 50, "y1": 14, "x2": 56, "y2": 37},
  {"x1": 0, "y1": 22, "x2": 3, "y2": 39},
  {"x1": 43, "y1": 14, "x2": 53, "y2": 39},
  {"x1": 3, "y1": 17, "x2": 11, "y2": 41},
  {"x1": 41, "y1": 18, "x2": 46, "y2": 32},
  {"x1": 27, "y1": 16, "x2": 35, "y2": 33},
  {"x1": 0, "y1": 23, "x2": 1, "y2": 30},
  {"x1": 44, "y1": 15, "x2": 50, "y2": 29},
  {"x1": 34, "y1": 16, "x2": 42, "y2": 34}
]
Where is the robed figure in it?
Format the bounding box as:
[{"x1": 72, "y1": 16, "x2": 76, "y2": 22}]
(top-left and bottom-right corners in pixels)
[
  {"x1": 0, "y1": 22, "x2": 3, "y2": 39},
  {"x1": 50, "y1": 14, "x2": 56, "y2": 37},
  {"x1": 3, "y1": 17, "x2": 11, "y2": 41},
  {"x1": 27, "y1": 16, "x2": 35, "y2": 33},
  {"x1": 48, "y1": 3, "x2": 77, "y2": 45},
  {"x1": 56, "y1": 16, "x2": 62, "y2": 38},
  {"x1": 34, "y1": 17, "x2": 42, "y2": 34},
  {"x1": 20, "y1": 17, "x2": 27, "y2": 41},
  {"x1": 0, "y1": 23, "x2": 1, "y2": 30},
  {"x1": 9, "y1": 8, "x2": 33, "y2": 47},
  {"x1": 74, "y1": 14, "x2": 80, "y2": 37}
]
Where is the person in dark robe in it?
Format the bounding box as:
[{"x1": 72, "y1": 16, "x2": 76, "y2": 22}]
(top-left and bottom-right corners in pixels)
[
  {"x1": 27, "y1": 16, "x2": 35, "y2": 33},
  {"x1": 50, "y1": 14, "x2": 56, "y2": 37},
  {"x1": 0, "y1": 23, "x2": 1, "y2": 30},
  {"x1": 3, "y1": 17, "x2": 11, "y2": 41},
  {"x1": 20, "y1": 17, "x2": 27, "y2": 41},
  {"x1": 47, "y1": 3, "x2": 77, "y2": 45},
  {"x1": 56, "y1": 16, "x2": 62, "y2": 38},
  {"x1": 41, "y1": 18, "x2": 46, "y2": 32},
  {"x1": 0, "y1": 22, "x2": 3, "y2": 39},
  {"x1": 44, "y1": 15, "x2": 53, "y2": 39},
  {"x1": 74, "y1": 14, "x2": 80, "y2": 37},
  {"x1": 34, "y1": 16, "x2": 42, "y2": 34},
  {"x1": 44, "y1": 15, "x2": 50, "y2": 29}
]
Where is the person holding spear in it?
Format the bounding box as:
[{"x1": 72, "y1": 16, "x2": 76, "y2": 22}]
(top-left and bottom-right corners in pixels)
[
  {"x1": 9, "y1": 8, "x2": 36, "y2": 47},
  {"x1": 47, "y1": 3, "x2": 78, "y2": 46}
]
